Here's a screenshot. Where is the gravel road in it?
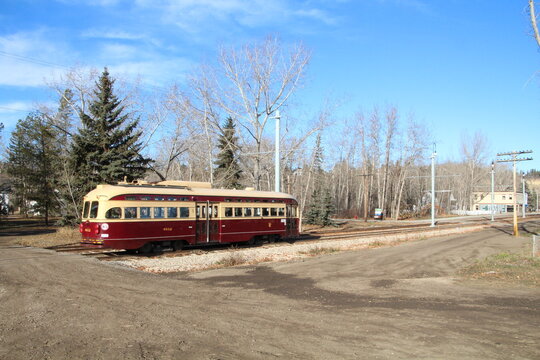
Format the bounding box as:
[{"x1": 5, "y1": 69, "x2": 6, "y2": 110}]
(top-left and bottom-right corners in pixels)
[{"x1": 1, "y1": 225, "x2": 538, "y2": 359}]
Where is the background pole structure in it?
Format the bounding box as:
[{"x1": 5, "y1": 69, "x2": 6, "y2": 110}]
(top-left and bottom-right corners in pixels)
[
  {"x1": 491, "y1": 161, "x2": 495, "y2": 222},
  {"x1": 431, "y1": 150, "x2": 437, "y2": 227},
  {"x1": 534, "y1": 190, "x2": 538, "y2": 212},
  {"x1": 496, "y1": 150, "x2": 533, "y2": 237},
  {"x1": 513, "y1": 161, "x2": 518, "y2": 235},
  {"x1": 274, "y1": 110, "x2": 281, "y2": 193},
  {"x1": 522, "y1": 174, "x2": 526, "y2": 218}
]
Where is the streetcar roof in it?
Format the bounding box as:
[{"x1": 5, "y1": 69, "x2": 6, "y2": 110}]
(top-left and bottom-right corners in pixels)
[{"x1": 83, "y1": 183, "x2": 297, "y2": 202}]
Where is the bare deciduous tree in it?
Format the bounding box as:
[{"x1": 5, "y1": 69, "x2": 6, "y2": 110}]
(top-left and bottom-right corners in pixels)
[{"x1": 190, "y1": 36, "x2": 311, "y2": 189}]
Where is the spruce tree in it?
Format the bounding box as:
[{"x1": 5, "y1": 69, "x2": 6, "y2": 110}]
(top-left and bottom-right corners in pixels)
[
  {"x1": 214, "y1": 117, "x2": 242, "y2": 189},
  {"x1": 7, "y1": 117, "x2": 34, "y2": 217},
  {"x1": 7, "y1": 113, "x2": 62, "y2": 225},
  {"x1": 305, "y1": 133, "x2": 324, "y2": 225},
  {"x1": 70, "y1": 68, "x2": 151, "y2": 201}
]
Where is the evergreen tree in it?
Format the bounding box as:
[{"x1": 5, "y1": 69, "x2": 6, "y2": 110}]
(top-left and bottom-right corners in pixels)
[
  {"x1": 52, "y1": 90, "x2": 80, "y2": 224},
  {"x1": 7, "y1": 117, "x2": 34, "y2": 217},
  {"x1": 70, "y1": 68, "x2": 151, "y2": 201},
  {"x1": 305, "y1": 133, "x2": 324, "y2": 225},
  {"x1": 214, "y1": 117, "x2": 242, "y2": 189},
  {"x1": 7, "y1": 113, "x2": 62, "y2": 225},
  {"x1": 305, "y1": 133, "x2": 335, "y2": 226}
]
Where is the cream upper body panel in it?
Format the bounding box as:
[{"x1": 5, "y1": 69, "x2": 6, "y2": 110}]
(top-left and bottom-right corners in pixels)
[{"x1": 83, "y1": 183, "x2": 297, "y2": 203}]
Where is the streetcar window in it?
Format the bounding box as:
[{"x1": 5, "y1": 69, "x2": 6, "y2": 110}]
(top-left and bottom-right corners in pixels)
[
  {"x1": 83, "y1": 201, "x2": 90, "y2": 218},
  {"x1": 235, "y1": 208, "x2": 242, "y2": 217},
  {"x1": 225, "y1": 207, "x2": 233, "y2": 217},
  {"x1": 154, "y1": 207, "x2": 165, "y2": 218},
  {"x1": 167, "y1": 197, "x2": 177, "y2": 201},
  {"x1": 244, "y1": 207, "x2": 252, "y2": 216},
  {"x1": 292, "y1": 206, "x2": 297, "y2": 217},
  {"x1": 141, "y1": 196, "x2": 151, "y2": 201},
  {"x1": 201, "y1": 206, "x2": 206, "y2": 218},
  {"x1": 214, "y1": 206, "x2": 218, "y2": 218},
  {"x1": 278, "y1": 208, "x2": 285, "y2": 216},
  {"x1": 180, "y1": 207, "x2": 189, "y2": 218},
  {"x1": 262, "y1": 208, "x2": 269, "y2": 216},
  {"x1": 155, "y1": 197, "x2": 165, "y2": 201},
  {"x1": 179, "y1": 197, "x2": 189, "y2": 201},
  {"x1": 140, "y1": 207, "x2": 151, "y2": 218},
  {"x1": 167, "y1": 207, "x2": 178, "y2": 218},
  {"x1": 125, "y1": 207, "x2": 137, "y2": 219},
  {"x1": 89, "y1": 201, "x2": 99, "y2": 218},
  {"x1": 105, "y1": 207, "x2": 121, "y2": 219},
  {"x1": 270, "y1": 208, "x2": 277, "y2": 216},
  {"x1": 196, "y1": 206, "x2": 200, "y2": 217},
  {"x1": 125, "y1": 196, "x2": 137, "y2": 201},
  {"x1": 254, "y1": 208, "x2": 261, "y2": 216}
]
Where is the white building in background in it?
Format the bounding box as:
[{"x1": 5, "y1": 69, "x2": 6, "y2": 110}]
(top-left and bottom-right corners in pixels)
[{"x1": 472, "y1": 191, "x2": 526, "y2": 213}]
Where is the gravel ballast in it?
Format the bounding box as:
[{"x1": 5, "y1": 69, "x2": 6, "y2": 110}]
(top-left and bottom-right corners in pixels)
[{"x1": 112, "y1": 225, "x2": 488, "y2": 273}]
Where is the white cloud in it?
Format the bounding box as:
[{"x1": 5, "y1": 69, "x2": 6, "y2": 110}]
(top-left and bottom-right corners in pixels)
[
  {"x1": 55, "y1": 0, "x2": 121, "y2": 7},
  {"x1": 108, "y1": 57, "x2": 193, "y2": 87},
  {"x1": 81, "y1": 29, "x2": 146, "y2": 41},
  {"x1": 133, "y1": 0, "x2": 337, "y2": 33},
  {"x1": 100, "y1": 43, "x2": 140, "y2": 60},
  {"x1": 0, "y1": 101, "x2": 34, "y2": 114},
  {"x1": 0, "y1": 30, "x2": 70, "y2": 87}
]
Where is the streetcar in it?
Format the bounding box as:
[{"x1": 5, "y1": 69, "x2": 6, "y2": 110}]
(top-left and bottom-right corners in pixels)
[{"x1": 79, "y1": 180, "x2": 299, "y2": 253}]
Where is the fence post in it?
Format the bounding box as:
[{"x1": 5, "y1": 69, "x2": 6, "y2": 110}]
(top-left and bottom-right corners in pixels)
[{"x1": 534, "y1": 235, "x2": 538, "y2": 258}]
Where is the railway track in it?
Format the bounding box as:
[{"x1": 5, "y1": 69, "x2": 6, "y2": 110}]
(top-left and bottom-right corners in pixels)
[{"x1": 46, "y1": 214, "x2": 540, "y2": 261}]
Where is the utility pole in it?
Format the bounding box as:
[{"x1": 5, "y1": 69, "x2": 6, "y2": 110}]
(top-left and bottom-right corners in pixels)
[
  {"x1": 496, "y1": 150, "x2": 533, "y2": 237},
  {"x1": 534, "y1": 189, "x2": 538, "y2": 212},
  {"x1": 522, "y1": 173, "x2": 526, "y2": 218},
  {"x1": 430, "y1": 149, "x2": 437, "y2": 227},
  {"x1": 273, "y1": 110, "x2": 281, "y2": 193},
  {"x1": 491, "y1": 161, "x2": 495, "y2": 222}
]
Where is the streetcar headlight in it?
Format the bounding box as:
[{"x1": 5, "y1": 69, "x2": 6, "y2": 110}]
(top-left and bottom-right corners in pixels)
[{"x1": 101, "y1": 223, "x2": 109, "y2": 231}]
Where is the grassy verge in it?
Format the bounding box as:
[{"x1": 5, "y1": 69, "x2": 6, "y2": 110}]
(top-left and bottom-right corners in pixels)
[
  {"x1": 15, "y1": 227, "x2": 80, "y2": 248},
  {"x1": 299, "y1": 246, "x2": 340, "y2": 256},
  {"x1": 459, "y1": 252, "x2": 540, "y2": 287}
]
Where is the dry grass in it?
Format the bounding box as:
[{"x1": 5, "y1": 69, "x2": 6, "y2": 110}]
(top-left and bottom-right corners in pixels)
[
  {"x1": 459, "y1": 252, "x2": 540, "y2": 287},
  {"x1": 300, "y1": 246, "x2": 340, "y2": 256},
  {"x1": 213, "y1": 253, "x2": 248, "y2": 267},
  {"x1": 368, "y1": 241, "x2": 385, "y2": 248},
  {"x1": 15, "y1": 226, "x2": 80, "y2": 248}
]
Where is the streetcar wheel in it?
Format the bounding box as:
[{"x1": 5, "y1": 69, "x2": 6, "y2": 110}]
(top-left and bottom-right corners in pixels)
[
  {"x1": 137, "y1": 243, "x2": 154, "y2": 254},
  {"x1": 172, "y1": 240, "x2": 184, "y2": 252},
  {"x1": 125, "y1": 249, "x2": 137, "y2": 254}
]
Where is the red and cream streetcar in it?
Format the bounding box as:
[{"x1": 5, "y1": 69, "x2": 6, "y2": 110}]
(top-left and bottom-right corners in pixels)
[{"x1": 79, "y1": 180, "x2": 299, "y2": 253}]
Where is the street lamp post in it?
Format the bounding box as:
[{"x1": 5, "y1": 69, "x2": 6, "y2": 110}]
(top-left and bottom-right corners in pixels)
[
  {"x1": 274, "y1": 110, "x2": 281, "y2": 193},
  {"x1": 431, "y1": 151, "x2": 437, "y2": 227}
]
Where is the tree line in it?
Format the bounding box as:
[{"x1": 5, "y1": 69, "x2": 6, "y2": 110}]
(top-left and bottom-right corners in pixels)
[{"x1": 2, "y1": 37, "x2": 533, "y2": 226}]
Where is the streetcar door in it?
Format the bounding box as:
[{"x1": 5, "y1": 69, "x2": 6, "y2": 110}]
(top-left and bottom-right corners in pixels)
[
  {"x1": 286, "y1": 204, "x2": 298, "y2": 237},
  {"x1": 196, "y1": 202, "x2": 219, "y2": 243}
]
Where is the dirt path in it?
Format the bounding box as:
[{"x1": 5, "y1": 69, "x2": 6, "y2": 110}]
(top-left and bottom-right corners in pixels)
[{"x1": 1, "y1": 227, "x2": 538, "y2": 359}]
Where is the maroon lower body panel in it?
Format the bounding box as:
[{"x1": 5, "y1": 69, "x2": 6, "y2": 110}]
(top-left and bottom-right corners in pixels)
[{"x1": 80, "y1": 217, "x2": 299, "y2": 250}]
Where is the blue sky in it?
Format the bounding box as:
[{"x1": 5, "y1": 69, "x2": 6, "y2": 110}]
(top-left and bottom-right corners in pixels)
[{"x1": 0, "y1": 0, "x2": 539, "y2": 171}]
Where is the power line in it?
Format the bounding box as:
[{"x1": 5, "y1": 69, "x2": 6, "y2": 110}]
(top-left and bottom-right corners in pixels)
[{"x1": 0, "y1": 50, "x2": 170, "y2": 94}]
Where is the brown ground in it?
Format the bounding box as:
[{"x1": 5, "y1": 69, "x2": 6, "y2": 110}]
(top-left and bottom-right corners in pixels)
[{"x1": 0, "y1": 224, "x2": 539, "y2": 359}]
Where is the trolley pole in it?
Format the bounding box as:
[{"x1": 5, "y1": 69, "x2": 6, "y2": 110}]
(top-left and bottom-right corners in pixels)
[
  {"x1": 274, "y1": 110, "x2": 281, "y2": 193},
  {"x1": 496, "y1": 150, "x2": 533, "y2": 237},
  {"x1": 491, "y1": 161, "x2": 495, "y2": 222},
  {"x1": 431, "y1": 150, "x2": 437, "y2": 227}
]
